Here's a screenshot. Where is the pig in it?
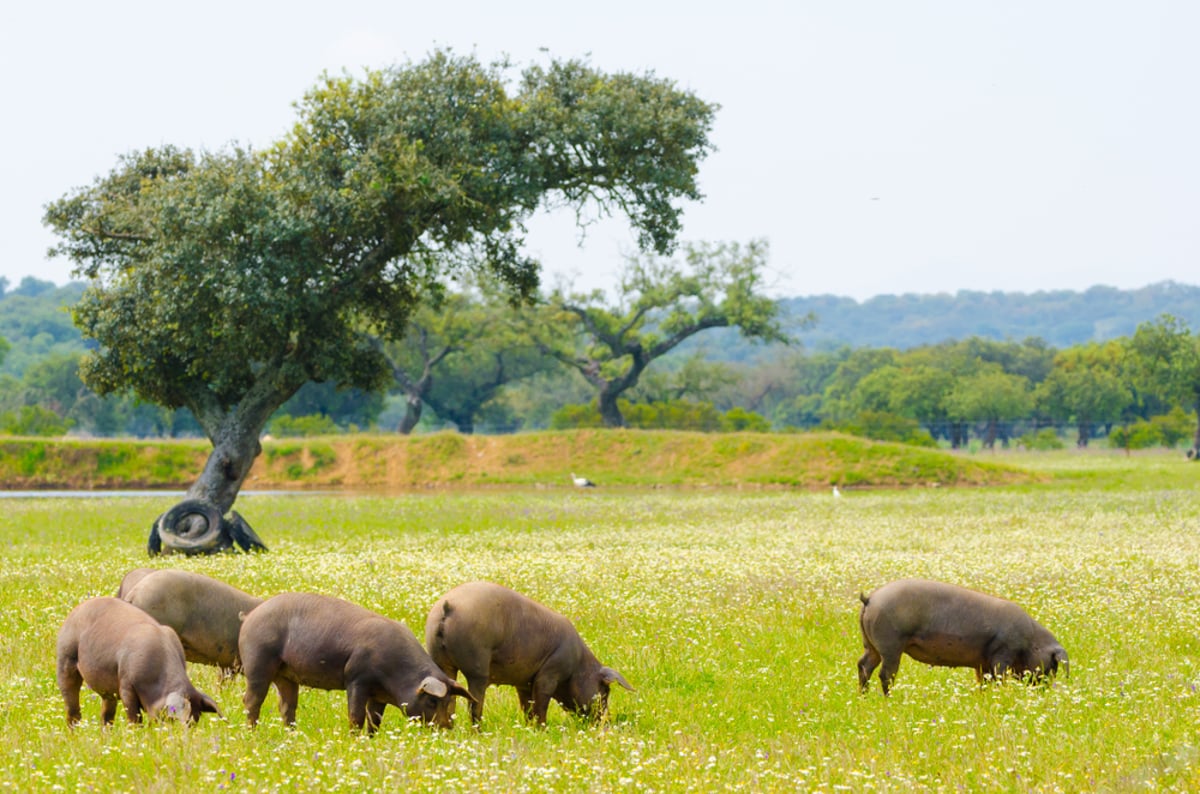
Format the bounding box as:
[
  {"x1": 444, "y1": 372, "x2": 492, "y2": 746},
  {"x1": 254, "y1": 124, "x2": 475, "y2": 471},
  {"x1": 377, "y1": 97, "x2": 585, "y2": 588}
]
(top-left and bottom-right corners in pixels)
[
  {"x1": 115, "y1": 567, "x2": 156, "y2": 598},
  {"x1": 56, "y1": 596, "x2": 222, "y2": 725},
  {"x1": 237, "y1": 592, "x2": 474, "y2": 733},
  {"x1": 424, "y1": 581, "x2": 634, "y2": 726},
  {"x1": 118, "y1": 568, "x2": 263, "y2": 678},
  {"x1": 857, "y1": 578, "x2": 1068, "y2": 695}
]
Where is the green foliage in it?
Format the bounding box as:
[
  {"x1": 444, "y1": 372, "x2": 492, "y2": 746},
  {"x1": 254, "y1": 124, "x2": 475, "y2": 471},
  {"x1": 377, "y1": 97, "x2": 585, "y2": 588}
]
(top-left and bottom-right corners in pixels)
[
  {"x1": 43, "y1": 49, "x2": 715, "y2": 464},
  {"x1": 1109, "y1": 422, "x2": 1165, "y2": 450},
  {"x1": 549, "y1": 402, "x2": 608, "y2": 430},
  {"x1": 385, "y1": 282, "x2": 556, "y2": 433},
  {"x1": 1019, "y1": 427, "x2": 1067, "y2": 450},
  {"x1": 535, "y1": 239, "x2": 789, "y2": 427},
  {"x1": 268, "y1": 413, "x2": 340, "y2": 437},
  {"x1": 278, "y1": 381, "x2": 383, "y2": 430},
  {"x1": 1109, "y1": 409, "x2": 1193, "y2": 449},
  {"x1": 0, "y1": 281, "x2": 85, "y2": 378},
  {"x1": 552, "y1": 399, "x2": 770, "y2": 433},
  {"x1": 834, "y1": 410, "x2": 937, "y2": 446},
  {"x1": 0, "y1": 405, "x2": 73, "y2": 436},
  {"x1": 718, "y1": 406, "x2": 770, "y2": 432}
]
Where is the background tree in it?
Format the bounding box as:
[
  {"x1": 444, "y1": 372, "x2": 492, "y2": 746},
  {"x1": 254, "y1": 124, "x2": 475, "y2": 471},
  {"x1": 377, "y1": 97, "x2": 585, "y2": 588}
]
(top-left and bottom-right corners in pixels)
[
  {"x1": 382, "y1": 290, "x2": 477, "y2": 434},
  {"x1": 532, "y1": 240, "x2": 788, "y2": 427},
  {"x1": 1128, "y1": 314, "x2": 1200, "y2": 458},
  {"x1": 44, "y1": 51, "x2": 716, "y2": 513},
  {"x1": 944, "y1": 366, "x2": 1033, "y2": 448},
  {"x1": 1034, "y1": 342, "x2": 1131, "y2": 446}
]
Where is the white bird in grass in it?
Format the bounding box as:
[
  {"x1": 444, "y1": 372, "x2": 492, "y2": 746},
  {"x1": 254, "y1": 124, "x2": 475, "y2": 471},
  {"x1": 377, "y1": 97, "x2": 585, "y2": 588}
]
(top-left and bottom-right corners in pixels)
[
  {"x1": 571, "y1": 472, "x2": 596, "y2": 488},
  {"x1": 832, "y1": 485, "x2": 842, "y2": 498}
]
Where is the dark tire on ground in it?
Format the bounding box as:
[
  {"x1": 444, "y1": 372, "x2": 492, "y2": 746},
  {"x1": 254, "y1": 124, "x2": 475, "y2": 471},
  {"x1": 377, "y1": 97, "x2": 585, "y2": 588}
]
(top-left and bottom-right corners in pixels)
[{"x1": 149, "y1": 500, "x2": 230, "y2": 555}]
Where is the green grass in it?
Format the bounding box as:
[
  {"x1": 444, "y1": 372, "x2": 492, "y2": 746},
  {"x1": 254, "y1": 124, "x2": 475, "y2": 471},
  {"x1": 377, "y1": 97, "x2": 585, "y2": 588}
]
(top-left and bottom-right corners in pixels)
[{"x1": 3, "y1": 450, "x2": 1200, "y2": 790}]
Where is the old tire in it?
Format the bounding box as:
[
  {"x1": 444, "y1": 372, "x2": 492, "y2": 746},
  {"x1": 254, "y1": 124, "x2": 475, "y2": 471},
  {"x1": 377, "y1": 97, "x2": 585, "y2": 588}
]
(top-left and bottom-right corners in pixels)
[{"x1": 153, "y1": 500, "x2": 229, "y2": 555}]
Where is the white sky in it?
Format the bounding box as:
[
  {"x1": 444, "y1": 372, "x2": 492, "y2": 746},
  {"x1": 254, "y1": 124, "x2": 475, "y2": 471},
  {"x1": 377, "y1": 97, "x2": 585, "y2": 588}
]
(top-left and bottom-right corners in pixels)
[{"x1": 2, "y1": 1, "x2": 1197, "y2": 302}]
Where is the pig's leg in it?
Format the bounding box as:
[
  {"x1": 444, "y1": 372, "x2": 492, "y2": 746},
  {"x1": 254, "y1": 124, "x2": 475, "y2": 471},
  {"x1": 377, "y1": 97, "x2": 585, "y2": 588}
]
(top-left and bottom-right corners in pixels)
[
  {"x1": 346, "y1": 684, "x2": 370, "y2": 732},
  {"x1": 241, "y1": 667, "x2": 274, "y2": 727},
  {"x1": 274, "y1": 678, "x2": 299, "y2": 726},
  {"x1": 516, "y1": 683, "x2": 535, "y2": 722},
  {"x1": 858, "y1": 644, "x2": 882, "y2": 692},
  {"x1": 57, "y1": 659, "x2": 83, "y2": 725},
  {"x1": 365, "y1": 699, "x2": 385, "y2": 733},
  {"x1": 529, "y1": 676, "x2": 556, "y2": 726},
  {"x1": 100, "y1": 695, "x2": 118, "y2": 725},
  {"x1": 877, "y1": 651, "x2": 902, "y2": 695},
  {"x1": 985, "y1": 652, "x2": 1014, "y2": 683},
  {"x1": 119, "y1": 683, "x2": 143, "y2": 724},
  {"x1": 242, "y1": 652, "x2": 282, "y2": 729},
  {"x1": 462, "y1": 673, "x2": 488, "y2": 724}
]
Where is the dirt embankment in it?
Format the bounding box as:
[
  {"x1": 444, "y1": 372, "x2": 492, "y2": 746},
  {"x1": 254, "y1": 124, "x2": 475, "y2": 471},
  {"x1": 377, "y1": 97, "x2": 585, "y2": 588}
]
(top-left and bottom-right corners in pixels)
[{"x1": 0, "y1": 431, "x2": 1039, "y2": 492}]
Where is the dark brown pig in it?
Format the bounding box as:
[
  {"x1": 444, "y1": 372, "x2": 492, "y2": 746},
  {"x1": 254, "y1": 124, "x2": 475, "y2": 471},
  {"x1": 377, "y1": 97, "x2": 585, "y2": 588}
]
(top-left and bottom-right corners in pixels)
[
  {"x1": 857, "y1": 578, "x2": 1068, "y2": 695},
  {"x1": 238, "y1": 592, "x2": 474, "y2": 733},
  {"x1": 56, "y1": 597, "x2": 222, "y2": 725},
  {"x1": 424, "y1": 581, "x2": 634, "y2": 726},
  {"x1": 119, "y1": 568, "x2": 263, "y2": 677}
]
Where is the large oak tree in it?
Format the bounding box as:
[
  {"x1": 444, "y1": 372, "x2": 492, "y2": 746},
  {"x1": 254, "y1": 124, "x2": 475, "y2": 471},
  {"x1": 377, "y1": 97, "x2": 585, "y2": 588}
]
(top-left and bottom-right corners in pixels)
[{"x1": 44, "y1": 51, "x2": 716, "y2": 514}]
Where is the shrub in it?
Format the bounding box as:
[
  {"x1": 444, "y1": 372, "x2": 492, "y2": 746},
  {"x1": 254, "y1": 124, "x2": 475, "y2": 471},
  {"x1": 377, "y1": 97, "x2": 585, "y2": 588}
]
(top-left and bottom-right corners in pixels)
[
  {"x1": 552, "y1": 400, "x2": 770, "y2": 433},
  {"x1": 836, "y1": 411, "x2": 936, "y2": 447},
  {"x1": 1109, "y1": 422, "x2": 1166, "y2": 450},
  {"x1": 268, "y1": 413, "x2": 339, "y2": 437},
  {"x1": 719, "y1": 406, "x2": 771, "y2": 432},
  {"x1": 1151, "y1": 407, "x2": 1193, "y2": 447},
  {"x1": 1019, "y1": 428, "x2": 1065, "y2": 451},
  {"x1": 0, "y1": 405, "x2": 74, "y2": 436}
]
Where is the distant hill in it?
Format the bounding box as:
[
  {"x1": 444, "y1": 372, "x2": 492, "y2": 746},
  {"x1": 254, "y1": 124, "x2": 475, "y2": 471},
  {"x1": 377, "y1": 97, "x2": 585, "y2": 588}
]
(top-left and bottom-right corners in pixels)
[
  {"x1": 784, "y1": 281, "x2": 1200, "y2": 350},
  {"x1": 686, "y1": 281, "x2": 1200, "y2": 361}
]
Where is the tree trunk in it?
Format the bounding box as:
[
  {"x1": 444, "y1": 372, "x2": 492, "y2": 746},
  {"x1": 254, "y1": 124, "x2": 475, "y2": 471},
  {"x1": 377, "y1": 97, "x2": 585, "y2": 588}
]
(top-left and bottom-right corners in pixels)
[
  {"x1": 1077, "y1": 419, "x2": 1091, "y2": 448},
  {"x1": 397, "y1": 394, "x2": 423, "y2": 434},
  {"x1": 597, "y1": 388, "x2": 626, "y2": 428},
  {"x1": 185, "y1": 367, "x2": 304, "y2": 514},
  {"x1": 949, "y1": 421, "x2": 967, "y2": 449},
  {"x1": 186, "y1": 423, "x2": 263, "y2": 515}
]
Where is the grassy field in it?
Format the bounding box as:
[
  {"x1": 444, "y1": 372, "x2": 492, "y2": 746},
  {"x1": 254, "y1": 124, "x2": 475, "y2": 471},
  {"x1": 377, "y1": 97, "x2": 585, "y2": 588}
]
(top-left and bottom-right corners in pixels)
[{"x1": 1, "y1": 448, "x2": 1199, "y2": 791}]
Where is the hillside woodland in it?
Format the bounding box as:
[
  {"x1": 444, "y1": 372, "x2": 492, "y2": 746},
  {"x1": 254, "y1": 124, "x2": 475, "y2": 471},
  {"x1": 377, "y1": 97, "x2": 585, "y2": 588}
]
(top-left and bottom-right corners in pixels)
[{"x1": 2, "y1": 276, "x2": 1200, "y2": 454}]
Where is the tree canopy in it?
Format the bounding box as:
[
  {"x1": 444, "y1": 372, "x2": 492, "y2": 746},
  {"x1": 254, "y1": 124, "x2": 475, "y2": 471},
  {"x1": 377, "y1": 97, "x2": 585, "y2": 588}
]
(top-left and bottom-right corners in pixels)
[
  {"x1": 530, "y1": 239, "x2": 789, "y2": 427},
  {"x1": 43, "y1": 51, "x2": 717, "y2": 511}
]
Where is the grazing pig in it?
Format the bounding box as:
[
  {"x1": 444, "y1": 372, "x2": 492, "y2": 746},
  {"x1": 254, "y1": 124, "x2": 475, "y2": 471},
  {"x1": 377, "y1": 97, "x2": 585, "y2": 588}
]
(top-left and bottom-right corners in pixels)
[
  {"x1": 56, "y1": 597, "x2": 222, "y2": 725},
  {"x1": 119, "y1": 568, "x2": 263, "y2": 677},
  {"x1": 424, "y1": 581, "x2": 634, "y2": 726},
  {"x1": 857, "y1": 578, "x2": 1068, "y2": 695},
  {"x1": 238, "y1": 592, "x2": 474, "y2": 733},
  {"x1": 115, "y1": 568, "x2": 156, "y2": 598}
]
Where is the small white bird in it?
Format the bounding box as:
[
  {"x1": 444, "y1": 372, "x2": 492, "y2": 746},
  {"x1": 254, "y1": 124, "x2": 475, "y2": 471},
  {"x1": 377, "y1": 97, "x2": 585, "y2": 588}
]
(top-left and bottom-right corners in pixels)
[
  {"x1": 571, "y1": 472, "x2": 596, "y2": 488},
  {"x1": 832, "y1": 485, "x2": 842, "y2": 498}
]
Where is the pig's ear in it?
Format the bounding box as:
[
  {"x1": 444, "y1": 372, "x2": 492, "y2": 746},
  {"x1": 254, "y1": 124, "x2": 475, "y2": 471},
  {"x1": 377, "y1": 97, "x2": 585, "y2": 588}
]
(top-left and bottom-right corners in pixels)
[
  {"x1": 450, "y1": 681, "x2": 478, "y2": 703},
  {"x1": 193, "y1": 691, "x2": 222, "y2": 719},
  {"x1": 417, "y1": 676, "x2": 448, "y2": 699},
  {"x1": 600, "y1": 667, "x2": 635, "y2": 692}
]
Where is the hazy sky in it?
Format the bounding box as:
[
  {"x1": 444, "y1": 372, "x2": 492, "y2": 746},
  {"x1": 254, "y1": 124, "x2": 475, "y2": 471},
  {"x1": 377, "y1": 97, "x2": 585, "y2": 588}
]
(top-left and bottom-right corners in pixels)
[{"x1": 3, "y1": 1, "x2": 1197, "y2": 301}]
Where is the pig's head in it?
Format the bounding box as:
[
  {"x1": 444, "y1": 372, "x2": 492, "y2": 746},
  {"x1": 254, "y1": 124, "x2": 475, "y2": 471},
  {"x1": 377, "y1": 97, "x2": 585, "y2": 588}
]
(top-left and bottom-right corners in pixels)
[
  {"x1": 1013, "y1": 641, "x2": 1068, "y2": 684},
  {"x1": 1032, "y1": 644, "x2": 1069, "y2": 681},
  {"x1": 405, "y1": 675, "x2": 476, "y2": 729},
  {"x1": 152, "y1": 689, "x2": 222, "y2": 724},
  {"x1": 563, "y1": 666, "x2": 635, "y2": 721}
]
